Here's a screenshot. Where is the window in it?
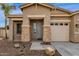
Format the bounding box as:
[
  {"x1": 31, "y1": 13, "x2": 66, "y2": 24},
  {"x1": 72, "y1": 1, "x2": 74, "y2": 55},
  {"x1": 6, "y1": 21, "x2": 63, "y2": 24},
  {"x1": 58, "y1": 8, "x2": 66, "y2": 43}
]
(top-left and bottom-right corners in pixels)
[
  {"x1": 60, "y1": 23, "x2": 63, "y2": 26},
  {"x1": 55, "y1": 23, "x2": 58, "y2": 25},
  {"x1": 51, "y1": 23, "x2": 54, "y2": 25},
  {"x1": 75, "y1": 24, "x2": 79, "y2": 32},
  {"x1": 64, "y1": 23, "x2": 68, "y2": 26},
  {"x1": 75, "y1": 24, "x2": 79, "y2": 28},
  {"x1": 33, "y1": 23, "x2": 37, "y2": 33},
  {"x1": 16, "y1": 23, "x2": 22, "y2": 34}
]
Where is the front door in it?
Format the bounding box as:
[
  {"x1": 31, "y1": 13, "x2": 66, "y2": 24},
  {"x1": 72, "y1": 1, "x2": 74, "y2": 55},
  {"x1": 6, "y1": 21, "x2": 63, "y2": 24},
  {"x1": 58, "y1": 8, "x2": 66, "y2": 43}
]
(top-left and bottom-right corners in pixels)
[{"x1": 30, "y1": 20, "x2": 43, "y2": 41}]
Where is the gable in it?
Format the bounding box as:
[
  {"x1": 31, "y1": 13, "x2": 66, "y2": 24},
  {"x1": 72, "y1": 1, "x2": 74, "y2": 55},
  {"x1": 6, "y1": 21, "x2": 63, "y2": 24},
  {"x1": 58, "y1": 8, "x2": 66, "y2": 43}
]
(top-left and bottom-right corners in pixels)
[
  {"x1": 22, "y1": 3, "x2": 51, "y2": 15},
  {"x1": 20, "y1": 3, "x2": 71, "y2": 14},
  {"x1": 20, "y1": 3, "x2": 55, "y2": 10},
  {"x1": 51, "y1": 9, "x2": 71, "y2": 15}
]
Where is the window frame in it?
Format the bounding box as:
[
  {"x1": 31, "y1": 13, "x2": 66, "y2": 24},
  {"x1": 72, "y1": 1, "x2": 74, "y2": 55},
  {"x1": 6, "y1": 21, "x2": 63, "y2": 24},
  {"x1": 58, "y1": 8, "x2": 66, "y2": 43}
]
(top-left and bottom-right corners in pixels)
[
  {"x1": 75, "y1": 24, "x2": 79, "y2": 33},
  {"x1": 16, "y1": 23, "x2": 22, "y2": 34},
  {"x1": 14, "y1": 21, "x2": 22, "y2": 35}
]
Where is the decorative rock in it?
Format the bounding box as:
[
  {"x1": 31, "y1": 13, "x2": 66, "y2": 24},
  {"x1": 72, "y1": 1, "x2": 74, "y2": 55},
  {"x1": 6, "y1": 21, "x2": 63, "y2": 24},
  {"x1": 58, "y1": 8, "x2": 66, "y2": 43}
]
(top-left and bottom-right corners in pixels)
[
  {"x1": 14, "y1": 43, "x2": 20, "y2": 48},
  {"x1": 45, "y1": 47, "x2": 55, "y2": 56},
  {"x1": 19, "y1": 49, "x2": 24, "y2": 56}
]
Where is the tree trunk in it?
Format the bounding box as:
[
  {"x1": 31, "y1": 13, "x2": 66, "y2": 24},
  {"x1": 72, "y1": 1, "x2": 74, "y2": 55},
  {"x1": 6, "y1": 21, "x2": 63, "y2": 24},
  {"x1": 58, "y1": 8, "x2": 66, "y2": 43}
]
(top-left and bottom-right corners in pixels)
[{"x1": 5, "y1": 17, "x2": 7, "y2": 39}]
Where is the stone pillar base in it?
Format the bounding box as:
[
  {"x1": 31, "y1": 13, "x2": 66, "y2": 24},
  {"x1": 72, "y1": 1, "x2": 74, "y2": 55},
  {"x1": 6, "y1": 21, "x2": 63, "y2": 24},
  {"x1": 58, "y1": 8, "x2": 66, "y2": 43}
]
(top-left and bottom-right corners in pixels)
[
  {"x1": 73, "y1": 35, "x2": 79, "y2": 43},
  {"x1": 21, "y1": 25, "x2": 30, "y2": 42},
  {"x1": 43, "y1": 26, "x2": 51, "y2": 43}
]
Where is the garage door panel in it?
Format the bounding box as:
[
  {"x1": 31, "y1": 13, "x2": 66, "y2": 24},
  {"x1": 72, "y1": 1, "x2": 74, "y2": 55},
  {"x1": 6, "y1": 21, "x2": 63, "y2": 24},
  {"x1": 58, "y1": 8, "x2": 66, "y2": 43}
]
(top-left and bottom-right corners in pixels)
[{"x1": 51, "y1": 22, "x2": 69, "y2": 41}]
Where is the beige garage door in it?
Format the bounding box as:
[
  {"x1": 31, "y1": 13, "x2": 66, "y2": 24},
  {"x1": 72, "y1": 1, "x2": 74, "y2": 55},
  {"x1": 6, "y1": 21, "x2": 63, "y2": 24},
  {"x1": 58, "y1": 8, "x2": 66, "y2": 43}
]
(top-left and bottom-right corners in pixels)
[{"x1": 51, "y1": 22, "x2": 69, "y2": 41}]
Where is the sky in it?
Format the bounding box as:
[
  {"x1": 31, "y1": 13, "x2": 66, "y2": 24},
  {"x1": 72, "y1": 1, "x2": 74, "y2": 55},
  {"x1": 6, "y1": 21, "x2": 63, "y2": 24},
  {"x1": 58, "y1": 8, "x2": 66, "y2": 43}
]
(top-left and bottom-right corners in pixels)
[{"x1": 0, "y1": 3, "x2": 79, "y2": 27}]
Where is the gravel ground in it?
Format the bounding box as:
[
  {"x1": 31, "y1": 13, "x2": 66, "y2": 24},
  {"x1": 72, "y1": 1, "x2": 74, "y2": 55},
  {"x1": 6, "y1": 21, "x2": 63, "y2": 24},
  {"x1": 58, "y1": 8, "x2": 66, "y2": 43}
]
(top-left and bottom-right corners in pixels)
[
  {"x1": 25, "y1": 50, "x2": 61, "y2": 56},
  {"x1": 0, "y1": 40, "x2": 61, "y2": 56}
]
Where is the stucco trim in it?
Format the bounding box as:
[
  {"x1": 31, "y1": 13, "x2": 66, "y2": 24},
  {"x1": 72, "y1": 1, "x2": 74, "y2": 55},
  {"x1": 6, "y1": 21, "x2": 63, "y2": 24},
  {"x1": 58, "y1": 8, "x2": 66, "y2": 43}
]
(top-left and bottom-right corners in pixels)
[
  {"x1": 7, "y1": 14, "x2": 23, "y2": 18},
  {"x1": 27, "y1": 15, "x2": 45, "y2": 19},
  {"x1": 27, "y1": 15, "x2": 45, "y2": 17},
  {"x1": 11, "y1": 19, "x2": 23, "y2": 21},
  {"x1": 43, "y1": 25, "x2": 50, "y2": 26},
  {"x1": 7, "y1": 14, "x2": 70, "y2": 18},
  {"x1": 20, "y1": 3, "x2": 34, "y2": 9},
  {"x1": 22, "y1": 25, "x2": 30, "y2": 27},
  {"x1": 51, "y1": 14, "x2": 70, "y2": 17},
  {"x1": 74, "y1": 32, "x2": 79, "y2": 34},
  {"x1": 51, "y1": 20, "x2": 71, "y2": 23}
]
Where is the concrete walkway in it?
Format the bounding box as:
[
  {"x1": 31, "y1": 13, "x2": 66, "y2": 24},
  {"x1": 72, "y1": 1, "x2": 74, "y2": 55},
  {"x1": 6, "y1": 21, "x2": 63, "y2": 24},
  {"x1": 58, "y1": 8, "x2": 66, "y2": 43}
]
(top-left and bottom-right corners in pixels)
[
  {"x1": 30, "y1": 41, "x2": 43, "y2": 50},
  {"x1": 30, "y1": 41, "x2": 79, "y2": 56},
  {"x1": 30, "y1": 41, "x2": 55, "y2": 50}
]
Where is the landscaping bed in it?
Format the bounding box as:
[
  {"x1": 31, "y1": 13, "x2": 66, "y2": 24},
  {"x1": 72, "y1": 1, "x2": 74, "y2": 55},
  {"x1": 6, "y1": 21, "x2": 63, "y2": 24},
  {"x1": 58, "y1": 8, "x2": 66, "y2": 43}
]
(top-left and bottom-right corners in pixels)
[
  {"x1": 0, "y1": 40, "x2": 61, "y2": 56},
  {"x1": 24, "y1": 50, "x2": 61, "y2": 56}
]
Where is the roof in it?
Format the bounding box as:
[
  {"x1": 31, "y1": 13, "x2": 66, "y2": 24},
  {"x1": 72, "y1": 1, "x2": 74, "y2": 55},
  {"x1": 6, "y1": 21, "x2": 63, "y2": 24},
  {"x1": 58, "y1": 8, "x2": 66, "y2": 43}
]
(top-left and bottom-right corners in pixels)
[
  {"x1": 20, "y1": 3, "x2": 55, "y2": 10},
  {"x1": 7, "y1": 14, "x2": 70, "y2": 18},
  {"x1": 7, "y1": 3, "x2": 73, "y2": 18},
  {"x1": 71, "y1": 10, "x2": 79, "y2": 16},
  {"x1": 20, "y1": 3, "x2": 72, "y2": 14},
  {"x1": 7, "y1": 14, "x2": 23, "y2": 18}
]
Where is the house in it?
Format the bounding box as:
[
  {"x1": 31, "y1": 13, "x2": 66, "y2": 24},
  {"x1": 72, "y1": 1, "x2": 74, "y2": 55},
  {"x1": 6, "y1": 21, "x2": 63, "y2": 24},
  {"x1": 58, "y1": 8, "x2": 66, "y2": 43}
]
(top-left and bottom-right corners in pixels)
[{"x1": 7, "y1": 3, "x2": 79, "y2": 43}]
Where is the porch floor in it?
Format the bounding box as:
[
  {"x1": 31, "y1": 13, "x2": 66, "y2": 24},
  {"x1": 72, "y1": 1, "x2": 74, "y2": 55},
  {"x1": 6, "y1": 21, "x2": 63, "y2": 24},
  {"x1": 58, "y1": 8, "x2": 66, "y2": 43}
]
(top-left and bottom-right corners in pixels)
[{"x1": 30, "y1": 41, "x2": 55, "y2": 50}]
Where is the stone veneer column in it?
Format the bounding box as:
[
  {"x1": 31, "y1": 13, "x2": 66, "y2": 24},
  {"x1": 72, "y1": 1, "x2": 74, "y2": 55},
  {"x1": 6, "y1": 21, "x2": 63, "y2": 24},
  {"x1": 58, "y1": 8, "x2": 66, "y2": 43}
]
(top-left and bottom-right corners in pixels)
[
  {"x1": 43, "y1": 26, "x2": 51, "y2": 42},
  {"x1": 21, "y1": 25, "x2": 30, "y2": 42},
  {"x1": 43, "y1": 16, "x2": 51, "y2": 43},
  {"x1": 9, "y1": 20, "x2": 13, "y2": 41},
  {"x1": 21, "y1": 16, "x2": 30, "y2": 42}
]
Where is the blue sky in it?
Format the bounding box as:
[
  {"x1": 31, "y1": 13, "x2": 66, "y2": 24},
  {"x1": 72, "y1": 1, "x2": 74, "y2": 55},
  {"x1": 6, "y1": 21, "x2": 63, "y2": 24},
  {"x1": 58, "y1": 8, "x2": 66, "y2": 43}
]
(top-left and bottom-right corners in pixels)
[{"x1": 0, "y1": 3, "x2": 79, "y2": 27}]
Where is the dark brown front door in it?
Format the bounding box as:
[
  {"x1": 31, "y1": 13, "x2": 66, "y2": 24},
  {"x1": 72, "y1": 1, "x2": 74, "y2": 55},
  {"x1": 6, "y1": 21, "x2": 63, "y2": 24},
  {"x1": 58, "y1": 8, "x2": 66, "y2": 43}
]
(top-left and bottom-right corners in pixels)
[{"x1": 30, "y1": 20, "x2": 43, "y2": 41}]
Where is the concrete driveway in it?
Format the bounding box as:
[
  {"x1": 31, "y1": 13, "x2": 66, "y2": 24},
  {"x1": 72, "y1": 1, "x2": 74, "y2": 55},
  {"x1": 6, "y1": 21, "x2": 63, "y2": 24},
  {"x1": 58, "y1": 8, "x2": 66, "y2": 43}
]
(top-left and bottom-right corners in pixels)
[
  {"x1": 31, "y1": 41, "x2": 79, "y2": 56},
  {"x1": 53, "y1": 42, "x2": 79, "y2": 56}
]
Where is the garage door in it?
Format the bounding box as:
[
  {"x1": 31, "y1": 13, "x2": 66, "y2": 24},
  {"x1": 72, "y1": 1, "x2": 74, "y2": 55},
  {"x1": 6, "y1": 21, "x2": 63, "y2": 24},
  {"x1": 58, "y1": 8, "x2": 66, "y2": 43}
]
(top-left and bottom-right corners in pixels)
[{"x1": 51, "y1": 22, "x2": 69, "y2": 41}]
